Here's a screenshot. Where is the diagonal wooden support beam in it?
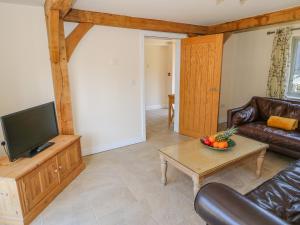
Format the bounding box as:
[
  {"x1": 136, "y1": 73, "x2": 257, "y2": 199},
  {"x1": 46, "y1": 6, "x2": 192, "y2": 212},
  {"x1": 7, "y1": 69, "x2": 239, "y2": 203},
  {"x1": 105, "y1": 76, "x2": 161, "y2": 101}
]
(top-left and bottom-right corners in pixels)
[
  {"x1": 66, "y1": 23, "x2": 94, "y2": 61},
  {"x1": 64, "y1": 9, "x2": 208, "y2": 35}
]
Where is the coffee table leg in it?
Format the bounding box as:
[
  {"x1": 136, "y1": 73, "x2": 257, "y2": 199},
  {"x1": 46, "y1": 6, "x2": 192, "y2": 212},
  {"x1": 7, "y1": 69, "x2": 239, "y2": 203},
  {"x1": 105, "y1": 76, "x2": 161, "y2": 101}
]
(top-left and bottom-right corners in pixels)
[
  {"x1": 192, "y1": 175, "x2": 203, "y2": 198},
  {"x1": 256, "y1": 149, "x2": 266, "y2": 177},
  {"x1": 160, "y1": 155, "x2": 167, "y2": 185}
]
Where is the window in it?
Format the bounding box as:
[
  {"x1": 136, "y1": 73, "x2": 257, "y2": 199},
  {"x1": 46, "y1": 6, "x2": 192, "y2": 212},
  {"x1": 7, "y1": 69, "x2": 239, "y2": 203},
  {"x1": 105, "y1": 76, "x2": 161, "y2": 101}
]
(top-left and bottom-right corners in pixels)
[{"x1": 287, "y1": 37, "x2": 300, "y2": 98}]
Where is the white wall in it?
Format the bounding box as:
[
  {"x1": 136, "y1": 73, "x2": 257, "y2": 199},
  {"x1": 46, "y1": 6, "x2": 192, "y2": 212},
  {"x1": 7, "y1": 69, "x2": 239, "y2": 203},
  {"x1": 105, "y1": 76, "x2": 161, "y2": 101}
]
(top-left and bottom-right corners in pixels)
[
  {"x1": 65, "y1": 24, "x2": 144, "y2": 155},
  {"x1": 0, "y1": 3, "x2": 54, "y2": 155},
  {"x1": 0, "y1": 2, "x2": 183, "y2": 157},
  {"x1": 219, "y1": 22, "x2": 300, "y2": 123},
  {"x1": 144, "y1": 42, "x2": 173, "y2": 110}
]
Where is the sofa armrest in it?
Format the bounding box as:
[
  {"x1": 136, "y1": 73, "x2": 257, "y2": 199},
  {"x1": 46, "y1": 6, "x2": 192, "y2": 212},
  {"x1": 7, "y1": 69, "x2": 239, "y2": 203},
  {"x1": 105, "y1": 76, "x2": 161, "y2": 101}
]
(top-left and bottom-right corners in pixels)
[
  {"x1": 227, "y1": 106, "x2": 246, "y2": 128},
  {"x1": 227, "y1": 97, "x2": 259, "y2": 128},
  {"x1": 194, "y1": 183, "x2": 288, "y2": 225}
]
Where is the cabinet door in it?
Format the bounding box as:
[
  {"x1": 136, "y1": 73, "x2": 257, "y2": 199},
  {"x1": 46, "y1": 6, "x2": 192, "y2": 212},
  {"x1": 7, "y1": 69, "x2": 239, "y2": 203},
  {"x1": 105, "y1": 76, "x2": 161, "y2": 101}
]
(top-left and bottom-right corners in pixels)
[
  {"x1": 57, "y1": 141, "x2": 82, "y2": 182},
  {"x1": 57, "y1": 149, "x2": 71, "y2": 182},
  {"x1": 41, "y1": 157, "x2": 60, "y2": 194},
  {"x1": 21, "y1": 167, "x2": 44, "y2": 211},
  {"x1": 21, "y1": 157, "x2": 60, "y2": 212},
  {"x1": 68, "y1": 142, "x2": 82, "y2": 170}
]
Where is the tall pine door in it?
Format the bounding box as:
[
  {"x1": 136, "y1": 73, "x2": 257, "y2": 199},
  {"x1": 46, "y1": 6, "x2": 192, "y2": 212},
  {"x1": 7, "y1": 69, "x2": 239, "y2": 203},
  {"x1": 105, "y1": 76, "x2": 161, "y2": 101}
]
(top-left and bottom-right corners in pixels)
[{"x1": 179, "y1": 34, "x2": 224, "y2": 138}]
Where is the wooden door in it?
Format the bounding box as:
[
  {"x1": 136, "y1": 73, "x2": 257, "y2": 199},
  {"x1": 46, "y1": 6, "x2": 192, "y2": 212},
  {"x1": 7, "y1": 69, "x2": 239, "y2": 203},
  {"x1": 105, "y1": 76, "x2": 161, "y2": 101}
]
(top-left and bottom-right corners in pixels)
[{"x1": 179, "y1": 34, "x2": 224, "y2": 138}]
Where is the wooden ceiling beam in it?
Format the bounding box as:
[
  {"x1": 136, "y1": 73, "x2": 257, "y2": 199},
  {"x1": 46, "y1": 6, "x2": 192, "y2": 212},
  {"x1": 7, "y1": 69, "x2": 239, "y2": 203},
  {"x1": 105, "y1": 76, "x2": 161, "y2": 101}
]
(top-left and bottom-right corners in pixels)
[
  {"x1": 64, "y1": 6, "x2": 300, "y2": 35},
  {"x1": 64, "y1": 9, "x2": 208, "y2": 35},
  {"x1": 66, "y1": 22, "x2": 94, "y2": 61},
  {"x1": 207, "y1": 6, "x2": 300, "y2": 34}
]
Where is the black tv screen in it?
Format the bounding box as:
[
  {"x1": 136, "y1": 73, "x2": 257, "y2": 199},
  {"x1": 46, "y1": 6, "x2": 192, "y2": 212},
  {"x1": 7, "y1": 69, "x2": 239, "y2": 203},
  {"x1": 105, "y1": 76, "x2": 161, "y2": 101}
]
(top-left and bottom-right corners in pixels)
[{"x1": 1, "y1": 102, "x2": 58, "y2": 161}]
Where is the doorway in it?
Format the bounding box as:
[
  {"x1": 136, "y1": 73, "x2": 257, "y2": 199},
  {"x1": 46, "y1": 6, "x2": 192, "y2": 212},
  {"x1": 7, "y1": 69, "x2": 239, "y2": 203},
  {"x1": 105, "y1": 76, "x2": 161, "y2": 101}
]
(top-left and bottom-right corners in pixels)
[
  {"x1": 140, "y1": 32, "x2": 186, "y2": 141},
  {"x1": 144, "y1": 38, "x2": 175, "y2": 138}
]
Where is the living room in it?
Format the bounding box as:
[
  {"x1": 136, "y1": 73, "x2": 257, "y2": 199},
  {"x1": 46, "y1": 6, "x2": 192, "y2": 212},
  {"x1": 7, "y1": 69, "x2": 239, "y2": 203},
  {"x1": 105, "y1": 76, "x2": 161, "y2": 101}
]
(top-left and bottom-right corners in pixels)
[{"x1": 0, "y1": 0, "x2": 299, "y2": 225}]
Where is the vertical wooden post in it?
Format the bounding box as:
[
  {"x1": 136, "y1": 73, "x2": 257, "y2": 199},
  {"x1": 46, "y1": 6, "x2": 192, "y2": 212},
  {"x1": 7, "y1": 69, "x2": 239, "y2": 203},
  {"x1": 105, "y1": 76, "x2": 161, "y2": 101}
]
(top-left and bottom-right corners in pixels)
[{"x1": 44, "y1": 0, "x2": 74, "y2": 135}]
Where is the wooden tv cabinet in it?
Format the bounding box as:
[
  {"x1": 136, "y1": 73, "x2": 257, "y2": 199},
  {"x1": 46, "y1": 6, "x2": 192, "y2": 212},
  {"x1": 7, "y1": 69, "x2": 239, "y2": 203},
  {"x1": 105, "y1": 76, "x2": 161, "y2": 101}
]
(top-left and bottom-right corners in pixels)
[{"x1": 0, "y1": 135, "x2": 85, "y2": 225}]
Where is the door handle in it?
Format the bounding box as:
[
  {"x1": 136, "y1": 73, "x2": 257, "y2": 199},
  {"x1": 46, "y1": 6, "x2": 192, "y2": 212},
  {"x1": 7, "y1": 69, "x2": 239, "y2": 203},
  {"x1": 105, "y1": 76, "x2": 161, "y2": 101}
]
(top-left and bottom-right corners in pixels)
[{"x1": 209, "y1": 88, "x2": 219, "y2": 92}]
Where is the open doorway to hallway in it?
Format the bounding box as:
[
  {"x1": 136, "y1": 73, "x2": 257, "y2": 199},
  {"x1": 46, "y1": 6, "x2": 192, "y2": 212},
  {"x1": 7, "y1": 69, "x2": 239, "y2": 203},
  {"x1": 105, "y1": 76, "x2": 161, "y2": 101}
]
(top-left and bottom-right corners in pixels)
[{"x1": 144, "y1": 38, "x2": 176, "y2": 140}]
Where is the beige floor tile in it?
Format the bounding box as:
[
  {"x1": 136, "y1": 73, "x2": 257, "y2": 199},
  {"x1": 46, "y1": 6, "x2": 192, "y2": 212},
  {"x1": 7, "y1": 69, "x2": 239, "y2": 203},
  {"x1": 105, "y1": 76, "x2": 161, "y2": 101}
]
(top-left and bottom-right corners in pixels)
[
  {"x1": 30, "y1": 109, "x2": 293, "y2": 225},
  {"x1": 42, "y1": 204, "x2": 98, "y2": 225},
  {"x1": 97, "y1": 200, "x2": 158, "y2": 225}
]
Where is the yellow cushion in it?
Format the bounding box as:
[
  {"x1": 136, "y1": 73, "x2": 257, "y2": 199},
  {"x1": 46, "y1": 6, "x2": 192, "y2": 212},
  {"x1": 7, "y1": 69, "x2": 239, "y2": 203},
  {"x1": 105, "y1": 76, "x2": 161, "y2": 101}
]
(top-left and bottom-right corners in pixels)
[{"x1": 267, "y1": 116, "x2": 298, "y2": 131}]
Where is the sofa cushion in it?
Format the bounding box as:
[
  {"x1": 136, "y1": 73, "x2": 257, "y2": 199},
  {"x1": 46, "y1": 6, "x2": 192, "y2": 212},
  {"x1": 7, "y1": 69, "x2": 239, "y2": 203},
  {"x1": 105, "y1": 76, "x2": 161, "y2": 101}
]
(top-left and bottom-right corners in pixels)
[
  {"x1": 238, "y1": 122, "x2": 300, "y2": 152},
  {"x1": 253, "y1": 97, "x2": 300, "y2": 131},
  {"x1": 267, "y1": 116, "x2": 298, "y2": 131},
  {"x1": 246, "y1": 160, "x2": 300, "y2": 224}
]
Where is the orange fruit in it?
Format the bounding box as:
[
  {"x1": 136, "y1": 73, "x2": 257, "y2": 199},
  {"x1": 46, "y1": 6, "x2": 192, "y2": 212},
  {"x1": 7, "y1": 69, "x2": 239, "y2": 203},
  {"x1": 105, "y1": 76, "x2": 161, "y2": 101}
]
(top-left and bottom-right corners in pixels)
[
  {"x1": 218, "y1": 142, "x2": 228, "y2": 149},
  {"x1": 208, "y1": 136, "x2": 216, "y2": 143},
  {"x1": 213, "y1": 142, "x2": 219, "y2": 148}
]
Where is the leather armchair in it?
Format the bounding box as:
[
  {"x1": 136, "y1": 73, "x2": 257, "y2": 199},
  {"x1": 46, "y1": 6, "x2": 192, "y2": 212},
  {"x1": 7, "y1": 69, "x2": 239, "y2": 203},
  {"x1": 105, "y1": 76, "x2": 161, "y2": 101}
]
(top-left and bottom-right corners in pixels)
[{"x1": 195, "y1": 183, "x2": 289, "y2": 225}]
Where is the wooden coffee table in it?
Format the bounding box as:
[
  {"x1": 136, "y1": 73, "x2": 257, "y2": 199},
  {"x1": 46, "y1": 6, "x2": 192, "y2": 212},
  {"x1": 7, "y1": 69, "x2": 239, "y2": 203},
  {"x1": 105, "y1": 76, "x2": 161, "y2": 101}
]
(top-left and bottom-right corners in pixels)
[{"x1": 159, "y1": 135, "x2": 269, "y2": 197}]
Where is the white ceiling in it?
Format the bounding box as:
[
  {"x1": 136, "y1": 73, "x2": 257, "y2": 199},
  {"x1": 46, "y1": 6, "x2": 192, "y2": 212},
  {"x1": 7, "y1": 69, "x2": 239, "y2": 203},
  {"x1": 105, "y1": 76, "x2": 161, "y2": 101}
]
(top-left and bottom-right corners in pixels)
[{"x1": 0, "y1": 0, "x2": 299, "y2": 25}]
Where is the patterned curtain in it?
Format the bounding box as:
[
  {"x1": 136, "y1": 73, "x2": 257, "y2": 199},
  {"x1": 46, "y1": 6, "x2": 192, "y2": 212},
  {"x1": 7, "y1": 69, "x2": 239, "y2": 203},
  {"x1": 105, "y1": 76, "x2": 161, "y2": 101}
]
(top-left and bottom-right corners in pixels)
[{"x1": 266, "y1": 27, "x2": 292, "y2": 98}]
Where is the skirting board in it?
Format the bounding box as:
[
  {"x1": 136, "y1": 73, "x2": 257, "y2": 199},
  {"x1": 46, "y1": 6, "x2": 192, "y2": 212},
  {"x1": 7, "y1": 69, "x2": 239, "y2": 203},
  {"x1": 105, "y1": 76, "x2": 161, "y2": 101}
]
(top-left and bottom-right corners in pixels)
[
  {"x1": 146, "y1": 104, "x2": 168, "y2": 111},
  {"x1": 82, "y1": 136, "x2": 145, "y2": 156}
]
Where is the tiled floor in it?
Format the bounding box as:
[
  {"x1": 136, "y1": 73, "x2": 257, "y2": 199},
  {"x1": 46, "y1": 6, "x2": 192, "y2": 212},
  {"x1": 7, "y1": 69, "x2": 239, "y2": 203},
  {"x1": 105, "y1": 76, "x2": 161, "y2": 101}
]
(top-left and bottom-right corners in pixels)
[{"x1": 32, "y1": 109, "x2": 293, "y2": 225}]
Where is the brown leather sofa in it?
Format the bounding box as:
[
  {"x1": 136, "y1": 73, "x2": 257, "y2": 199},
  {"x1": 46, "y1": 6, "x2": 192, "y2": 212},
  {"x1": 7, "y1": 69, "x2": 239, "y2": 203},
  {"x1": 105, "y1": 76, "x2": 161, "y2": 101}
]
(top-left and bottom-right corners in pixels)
[
  {"x1": 194, "y1": 160, "x2": 300, "y2": 225},
  {"x1": 227, "y1": 96, "x2": 300, "y2": 158}
]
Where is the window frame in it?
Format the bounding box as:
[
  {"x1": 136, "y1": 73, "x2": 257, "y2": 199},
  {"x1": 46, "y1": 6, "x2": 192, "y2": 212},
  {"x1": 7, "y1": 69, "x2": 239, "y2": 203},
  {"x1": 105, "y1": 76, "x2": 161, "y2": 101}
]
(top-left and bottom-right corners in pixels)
[{"x1": 286, "y1": 36, "x2": 300, "y2": 99}]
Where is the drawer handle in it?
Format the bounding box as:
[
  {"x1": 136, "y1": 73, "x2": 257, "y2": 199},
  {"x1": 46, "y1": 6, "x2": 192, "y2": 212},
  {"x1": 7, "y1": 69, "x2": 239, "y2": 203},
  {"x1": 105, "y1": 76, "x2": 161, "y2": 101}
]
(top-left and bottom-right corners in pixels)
[
  {"x1": 59, "y1": 166, "x2": 62, "y2": 170},
  {"x1": 54, "y1": 169, "x2": 58, "y2": 173}
]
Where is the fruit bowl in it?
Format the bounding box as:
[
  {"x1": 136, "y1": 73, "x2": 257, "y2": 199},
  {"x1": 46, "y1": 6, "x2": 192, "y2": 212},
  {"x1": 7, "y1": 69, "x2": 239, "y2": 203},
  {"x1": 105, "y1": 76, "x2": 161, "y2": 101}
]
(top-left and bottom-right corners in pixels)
[
  {"x1": 200, "y1": 138, "x2": 236, "y2": 151},
  {"x1": 200, "y1": 127, "x2": 238, "y2": 151}
]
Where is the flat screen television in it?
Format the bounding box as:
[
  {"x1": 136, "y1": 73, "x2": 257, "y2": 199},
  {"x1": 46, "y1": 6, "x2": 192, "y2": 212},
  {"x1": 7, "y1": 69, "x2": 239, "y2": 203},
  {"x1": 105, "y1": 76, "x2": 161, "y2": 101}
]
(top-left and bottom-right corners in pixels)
[{"x1": 0, "y1": 102, "x2": 59, "y2": 162}]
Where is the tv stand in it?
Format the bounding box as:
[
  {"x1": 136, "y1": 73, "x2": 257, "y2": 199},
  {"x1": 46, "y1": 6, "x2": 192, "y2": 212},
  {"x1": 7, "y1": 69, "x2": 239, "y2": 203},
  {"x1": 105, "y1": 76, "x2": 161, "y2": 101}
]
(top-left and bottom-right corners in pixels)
[
  {"x1": 0, "y1": 135, "x2": 85, "y2": 225},
  {"x1": 27, "y1": 141, "x2": 55, "y2": 158}
]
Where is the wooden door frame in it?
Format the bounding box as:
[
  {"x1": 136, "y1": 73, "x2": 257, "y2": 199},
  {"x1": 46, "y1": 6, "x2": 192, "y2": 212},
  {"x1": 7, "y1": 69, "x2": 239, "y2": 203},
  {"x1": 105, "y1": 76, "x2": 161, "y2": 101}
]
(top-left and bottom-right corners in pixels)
[{"x1": 140, "y1": 31, "x2": 186, "y2": 140}]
